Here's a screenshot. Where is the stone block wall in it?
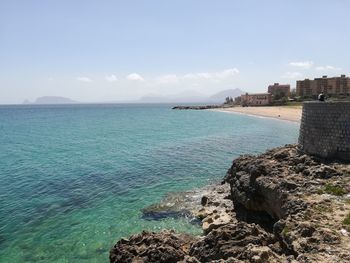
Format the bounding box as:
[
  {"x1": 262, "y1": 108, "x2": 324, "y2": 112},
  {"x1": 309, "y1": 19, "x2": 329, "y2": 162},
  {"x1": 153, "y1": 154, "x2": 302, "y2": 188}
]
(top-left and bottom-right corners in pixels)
[{"x1": 298, "y1": 101, "x2": 350, "y2": 162}]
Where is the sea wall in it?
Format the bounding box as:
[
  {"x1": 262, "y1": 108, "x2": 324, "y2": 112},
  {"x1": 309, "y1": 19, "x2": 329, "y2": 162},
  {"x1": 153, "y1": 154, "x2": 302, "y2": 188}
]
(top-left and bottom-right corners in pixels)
[{"x1": 298, "y1": 101, "x2": 350, "y2": 161}]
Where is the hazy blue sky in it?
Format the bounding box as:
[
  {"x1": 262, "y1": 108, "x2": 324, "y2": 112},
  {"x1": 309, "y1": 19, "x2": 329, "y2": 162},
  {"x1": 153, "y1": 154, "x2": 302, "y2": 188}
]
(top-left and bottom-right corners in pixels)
[{"x1": 1, "y1": 0, "x2": 349, "y2": 103}]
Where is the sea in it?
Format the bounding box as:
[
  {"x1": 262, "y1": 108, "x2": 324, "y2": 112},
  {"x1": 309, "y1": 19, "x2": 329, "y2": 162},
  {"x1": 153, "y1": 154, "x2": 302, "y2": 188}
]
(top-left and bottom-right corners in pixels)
[{"x1": 0, "y1": 104, "x2": 299, "y2": 262}]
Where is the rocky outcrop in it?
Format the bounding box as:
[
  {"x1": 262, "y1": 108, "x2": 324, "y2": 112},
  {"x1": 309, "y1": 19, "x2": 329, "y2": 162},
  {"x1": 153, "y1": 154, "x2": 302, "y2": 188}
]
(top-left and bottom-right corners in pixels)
[
  {"x1": 110, "y1": 144, "x2": 350, "y2": 262},
  {"x1": 224, "y1": 144, "x2": 350, "y2": 261},
  {"x1": 189, "y1": 222, "x2": 282, "y2": 262},
  {"x1": 109, "y1": 230, "x2": 196, "y2": 263},
  {"x1": 195, "y1": 183, "x2": 236, "y2": 234}
]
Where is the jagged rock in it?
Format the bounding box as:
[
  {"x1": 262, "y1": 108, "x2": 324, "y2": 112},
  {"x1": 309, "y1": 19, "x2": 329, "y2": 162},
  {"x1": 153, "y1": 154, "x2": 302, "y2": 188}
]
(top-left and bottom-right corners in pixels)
[
  {"x1": 306, "y1": 165, "x2": 342, "y2": 179},
  {"x1": 201, "y1": 210, "x2": 237, "y2": 234},
  {"x1": 109, "y1": 230, "x2": 196, "y2": 263},
  {"x1": 195, "y1": 183, "x2": 236, "y2": 234},
  {"x1": 110, "y1": 144, "x2": 350, "y2": 262},
  {"x1": 225, "y1": 145, "x2": 308, "y2": 221},
  {"x1": 225, "y1": 144, "x2": 350, "y2": 260},
  {"x1": 241, "y1": 244, "x2": 286, "y2": 263},
  {"x1": 189, "y1": 222, "x2": 279, "y2": 262},
  {"x1": 298, "y1": 222, "x2": 316, "y2": 237},
  {"x1": 180, "y1": 255, "x2": 201, "y2": 263}
]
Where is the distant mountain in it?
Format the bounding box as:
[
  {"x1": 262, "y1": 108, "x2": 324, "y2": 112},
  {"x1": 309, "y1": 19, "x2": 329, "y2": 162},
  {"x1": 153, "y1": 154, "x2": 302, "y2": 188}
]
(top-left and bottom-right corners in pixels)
[
  {"x1": 209, "y1": 88, "x2": 245, "y2": 102},
  {"x1": 23, "y1": 89, "x2": 246, "y2": 105},
  {"x1": 24, "y1": 96, "x2": 77, "y2": 104}
]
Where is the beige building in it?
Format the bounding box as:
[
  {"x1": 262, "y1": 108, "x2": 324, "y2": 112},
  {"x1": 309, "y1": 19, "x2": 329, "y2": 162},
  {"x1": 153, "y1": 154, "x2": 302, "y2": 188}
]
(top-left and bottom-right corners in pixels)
[
  {"x1": 268, "y1": 83, "x2": 290, "y2": 98},
  {"x1": 296, "y1": 75, "x2": 350, "y2": 97},
  {"x1": 241, "y1": 93, "x2": 272, "y2": 106}
]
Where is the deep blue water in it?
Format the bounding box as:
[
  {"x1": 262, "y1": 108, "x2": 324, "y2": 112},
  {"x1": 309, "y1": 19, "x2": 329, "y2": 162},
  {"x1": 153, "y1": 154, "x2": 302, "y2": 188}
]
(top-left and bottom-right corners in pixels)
[{"x1": 0, "y1": 104, "x2": 299, "y2": 262}]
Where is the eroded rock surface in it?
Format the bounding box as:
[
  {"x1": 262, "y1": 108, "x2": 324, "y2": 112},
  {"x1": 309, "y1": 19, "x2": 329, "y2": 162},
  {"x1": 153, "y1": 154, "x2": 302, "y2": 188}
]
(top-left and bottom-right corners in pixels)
[
  {"x1": 110, "y1": 144, "x2": 350, "y2": 262},
  {"x1": 195, "y1": 183, "x2": 236, "y2": 234},
  {"x1": 189, "y1": 222, "x2": 280, "y2": 262},
  {"x1": 109, "y1": 230, "x2": 195, "y2": 263},
  {"x1": 225, "y1": 144, "x2": 350, "y2": 262}
]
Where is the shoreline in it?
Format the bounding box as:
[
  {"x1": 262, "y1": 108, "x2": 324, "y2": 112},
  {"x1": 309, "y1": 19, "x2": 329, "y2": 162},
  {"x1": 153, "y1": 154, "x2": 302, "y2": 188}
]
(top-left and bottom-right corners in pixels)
[
  {"x1": 211, "y1": 106, "x2": 302, "y2": 123},
  {"x1": 110, "y1": 144, "x2": 350, "y2": 262}
]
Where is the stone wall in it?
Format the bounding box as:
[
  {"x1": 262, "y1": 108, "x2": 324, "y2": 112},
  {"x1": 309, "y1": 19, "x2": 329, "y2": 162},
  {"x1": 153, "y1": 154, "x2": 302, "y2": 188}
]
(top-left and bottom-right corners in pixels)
[{"x1": 298, "y1": 101, "x2": 350, "y2": 162}]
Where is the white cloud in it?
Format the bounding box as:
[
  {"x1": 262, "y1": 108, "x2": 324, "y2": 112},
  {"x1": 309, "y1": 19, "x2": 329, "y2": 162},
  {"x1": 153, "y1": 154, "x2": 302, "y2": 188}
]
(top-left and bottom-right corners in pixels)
[
  {"x1": 77, "y1": 76, "x2": 92, "y2": 82},
  {"x1": 105, "y1": 74, "x2": 118, "y2": 82},
  {"x1": 289, "y1": 61, "x2": 314, "y2": 69},
  {"x1": 155, "y1": 74, "x2": 178, "y2": 84},
  {"x1": 182, "y1": 68, "x2": 239, "y2": 80},
  {"x1": 126, "y1": 73, "x2": 144, "y2": 81},
  {"x1": 281, "y1": 72, "x2": 302, "y2": 79},
  {"x1": 315, "y1": 65, "x2": 342, "y2": 71}
]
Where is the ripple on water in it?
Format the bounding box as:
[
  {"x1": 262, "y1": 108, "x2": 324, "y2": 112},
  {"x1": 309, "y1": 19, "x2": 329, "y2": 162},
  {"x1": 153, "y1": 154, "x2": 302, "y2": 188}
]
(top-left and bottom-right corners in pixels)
[{"x1": 0, "y1": 104, "x2": 299, "y2": 262}]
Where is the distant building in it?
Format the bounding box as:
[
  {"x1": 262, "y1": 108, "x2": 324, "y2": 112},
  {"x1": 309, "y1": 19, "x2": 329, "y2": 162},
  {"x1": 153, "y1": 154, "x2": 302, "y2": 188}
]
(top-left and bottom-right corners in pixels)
[
  {"x1": 241, "y1": 93, "x2": 272, "y2": 106},
  {"x1": 268, "y1": 83, "x2": 290, "y2": 98},
  {"x1": 296, "y1": 75, "x2": 350, "y2": 97}
]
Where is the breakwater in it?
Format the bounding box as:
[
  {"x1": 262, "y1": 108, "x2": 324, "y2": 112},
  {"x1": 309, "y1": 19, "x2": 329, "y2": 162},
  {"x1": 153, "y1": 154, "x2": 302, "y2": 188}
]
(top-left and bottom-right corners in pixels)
[{"x1": 172, "y1": 105, "x2": 222, "y2": 110}]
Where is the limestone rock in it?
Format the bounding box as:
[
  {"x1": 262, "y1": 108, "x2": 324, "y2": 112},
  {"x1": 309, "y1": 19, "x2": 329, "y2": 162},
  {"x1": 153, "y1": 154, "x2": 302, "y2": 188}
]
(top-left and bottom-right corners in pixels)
[
  {"x1": 109, "y1": 230, "x2": 195, "y2": 263},
  {"x1": 110, "y1": 144, "x2": 350, "y2": 262},
  {"x1": 189, "y1": 222, "x2": 280, "y2": 262}
]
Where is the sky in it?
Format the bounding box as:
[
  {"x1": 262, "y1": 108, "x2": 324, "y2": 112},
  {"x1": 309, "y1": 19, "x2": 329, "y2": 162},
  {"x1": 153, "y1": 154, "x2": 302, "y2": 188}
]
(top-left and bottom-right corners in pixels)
[{"x1": 0, "y1": 0, "x2": 349, "y2": 104}]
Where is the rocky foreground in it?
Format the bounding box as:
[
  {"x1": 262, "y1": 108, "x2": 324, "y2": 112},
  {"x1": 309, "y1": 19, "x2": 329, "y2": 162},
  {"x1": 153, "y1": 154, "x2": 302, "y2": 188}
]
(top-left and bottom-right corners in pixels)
[{"x1": 110, "y1": 145, "x2": 350, "y2": 262}]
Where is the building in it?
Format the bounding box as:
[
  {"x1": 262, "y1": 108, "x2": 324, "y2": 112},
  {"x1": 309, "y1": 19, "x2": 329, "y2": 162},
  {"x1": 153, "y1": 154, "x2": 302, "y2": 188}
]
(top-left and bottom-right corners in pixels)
[
  {"x1": 241, "y1": 93, "x2": 272, "y2": 106},
  {"x1": 268, "y1": 83, "x2": 290, "y2": 98},
  {"x1": 296, "y1": 75, "x2": 350, "y2": 97}
]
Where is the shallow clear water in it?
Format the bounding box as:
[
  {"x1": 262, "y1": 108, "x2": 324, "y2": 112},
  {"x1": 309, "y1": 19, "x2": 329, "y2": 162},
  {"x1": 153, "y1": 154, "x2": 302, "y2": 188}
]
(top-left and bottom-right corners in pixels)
[{"x1": 0, "y1": 104, "x2": 299, "y2": 262}]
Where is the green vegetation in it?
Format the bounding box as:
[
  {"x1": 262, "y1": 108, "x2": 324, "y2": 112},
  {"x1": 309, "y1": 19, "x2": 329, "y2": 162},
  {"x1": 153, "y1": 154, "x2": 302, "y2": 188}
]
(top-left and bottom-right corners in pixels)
[
  {"x1": 323, "y1": 183, "x2": 346, "y2": 196},
  {"x1": 224, "y1": 96, "x2": 234, "y2": 105},
  {"x1": 274, "y1": 91, "x2": 288, "y2": 101},
  {"x1": 282, "y1": 226, "x2": 290, "y2": 237},
  {"x1": 343, "y1": 213, "x2": 350, "y2": 225}
]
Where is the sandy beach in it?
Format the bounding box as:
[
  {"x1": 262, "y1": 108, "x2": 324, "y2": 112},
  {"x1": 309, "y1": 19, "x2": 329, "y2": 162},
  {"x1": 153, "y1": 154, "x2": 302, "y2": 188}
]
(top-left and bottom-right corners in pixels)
[{"x1": 213, "y1": 106, "x2": 302, "y2": 122}]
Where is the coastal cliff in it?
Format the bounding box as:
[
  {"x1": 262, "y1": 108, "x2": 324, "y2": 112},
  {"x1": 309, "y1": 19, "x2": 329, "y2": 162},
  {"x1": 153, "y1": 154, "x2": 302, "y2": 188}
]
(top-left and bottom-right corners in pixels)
[{"x1": 110, "y1": 144, "x2": 350, "y2": 262}]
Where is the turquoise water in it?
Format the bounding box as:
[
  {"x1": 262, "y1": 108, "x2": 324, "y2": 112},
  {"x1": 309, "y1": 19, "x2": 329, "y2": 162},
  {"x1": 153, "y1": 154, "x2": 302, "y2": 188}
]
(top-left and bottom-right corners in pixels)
[{"x1": 0, "y1": 104, "x2": 299, "y2": 262}]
